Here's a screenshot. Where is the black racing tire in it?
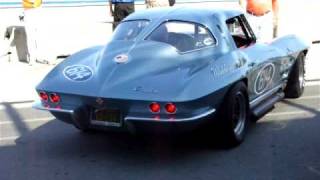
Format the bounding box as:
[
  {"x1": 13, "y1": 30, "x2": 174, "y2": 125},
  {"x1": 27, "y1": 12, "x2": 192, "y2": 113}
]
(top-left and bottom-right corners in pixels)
[
  {"x1": 284, "y1": 53, "x2": 305, "y2": 98},
  {"x1": 216, "y1": 81, "x2": 250, "y2": 148}
]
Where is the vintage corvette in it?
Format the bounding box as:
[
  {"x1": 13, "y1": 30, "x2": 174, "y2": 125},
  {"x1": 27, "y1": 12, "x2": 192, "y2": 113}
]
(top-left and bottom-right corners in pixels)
[{"x1": 34, "y1": 7, "x2": 309, "y2": 147}]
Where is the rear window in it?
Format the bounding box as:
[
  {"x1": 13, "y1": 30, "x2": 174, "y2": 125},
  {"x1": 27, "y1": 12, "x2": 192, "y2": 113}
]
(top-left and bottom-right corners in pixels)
[
  {"x1": 112, "y1": 20, "x2": 150, "y2": 41},
  {"x1": 146, "y1": 21, "x2": 216, "y2": 52}
]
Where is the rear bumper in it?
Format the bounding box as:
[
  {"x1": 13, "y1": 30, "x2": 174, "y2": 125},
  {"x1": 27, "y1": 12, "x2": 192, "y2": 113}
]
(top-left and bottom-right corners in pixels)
[
  {"x1": 124, "y1": 108, "x2": 216, "y2": 133},
  {"x1": 33, "y1": 101, "x2": 74, "y2": 114},
  {"x1": 125, "y1": 108, "x2": 216, "y2": 122},
  {"x1": 33, "y1": 101, "x2": 217, "y2": 133}
]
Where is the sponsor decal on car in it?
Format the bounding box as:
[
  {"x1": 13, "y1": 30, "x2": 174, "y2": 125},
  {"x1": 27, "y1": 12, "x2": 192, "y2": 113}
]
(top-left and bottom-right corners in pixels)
[
  {"x1": 210, "y1": 63, "x2": 234, "y2": 79},
  {"x1": 114, "y1": 54, "x2": 129, "y2": 64},
  {"x1": 63, "y1": 65, "x2": 93, "y2": 82},
  {"x1": 203, "y1": 38, "x2": 214, "y2": 46},
  {"x1": 254, "y1": 63, "x2": 275, "y2": 94},
  {"x1": 133, "y1": 86, "x2": 158, "y2": 94}
]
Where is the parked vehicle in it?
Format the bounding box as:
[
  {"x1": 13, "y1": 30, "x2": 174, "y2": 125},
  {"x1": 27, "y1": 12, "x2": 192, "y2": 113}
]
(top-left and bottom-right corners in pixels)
[{"x1": 34, "y1": 7, "x2": 309, "y2": 147}]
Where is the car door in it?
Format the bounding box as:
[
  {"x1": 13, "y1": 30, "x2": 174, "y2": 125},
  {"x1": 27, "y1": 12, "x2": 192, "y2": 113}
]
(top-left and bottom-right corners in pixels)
[{"x1": 226, "y1": 15, "x2": 281, "y2": 102}]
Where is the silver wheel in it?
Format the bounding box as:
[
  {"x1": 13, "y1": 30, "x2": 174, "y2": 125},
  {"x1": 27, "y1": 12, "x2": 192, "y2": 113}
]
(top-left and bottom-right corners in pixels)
[
  {"x1": 298, "y1": 57, "x2": 305, "y2": 89},
  {"x1": 284, "y1": 53, "x2": 306, "y2": 98}
]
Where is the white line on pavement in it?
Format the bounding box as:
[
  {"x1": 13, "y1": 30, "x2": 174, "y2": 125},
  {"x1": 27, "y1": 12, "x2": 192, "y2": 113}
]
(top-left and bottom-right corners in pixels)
[
  {"x1": 306, "y1": 81, "x2": 320, "y2": 86},
  {"x1": 0, "y1": 117, "x2": 54, "y2": 125},
  {"x1": 299, "y1": 95, "x2": 320, "y2": 100},
  {"x1": 266, "y1": 109, "x2": 320, "y2": 116},
  {"x1": 0, "y1": 136, "x2": 19, "y2": 142},
  {"x1": 0, "y1": 102, "x2": 34, "y2": 110}
]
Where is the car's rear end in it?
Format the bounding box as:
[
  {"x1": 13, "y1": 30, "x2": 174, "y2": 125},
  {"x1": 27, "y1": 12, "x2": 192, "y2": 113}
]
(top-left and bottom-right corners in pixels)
[
  {"x1": 33, "y1": 8, "x2": 232, "y2": 134},
  {"x1": 33, "y1": 89, "x2": 223, "y2": 133}
]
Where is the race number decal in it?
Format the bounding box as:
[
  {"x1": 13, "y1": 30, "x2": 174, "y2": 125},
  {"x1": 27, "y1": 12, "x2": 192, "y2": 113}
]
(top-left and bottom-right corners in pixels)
[
  {"x1": 254, "y1": 63, "x2": 275, "y2": 94},
  {"x1": 63, "y1": 65, "x2": 93, "y2": 82}
]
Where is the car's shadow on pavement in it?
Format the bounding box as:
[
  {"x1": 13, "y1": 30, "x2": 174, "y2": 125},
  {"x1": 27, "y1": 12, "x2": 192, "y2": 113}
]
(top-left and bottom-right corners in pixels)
[
  {"x1": 8, "y1": 97, "x2": 320, "y2": 162},
  {"x1": 1, "y1": 95, "x2": 320, "y2": 180},
  {"x1": 14, "y1": 120, "x2": 225, "y2": 162}
]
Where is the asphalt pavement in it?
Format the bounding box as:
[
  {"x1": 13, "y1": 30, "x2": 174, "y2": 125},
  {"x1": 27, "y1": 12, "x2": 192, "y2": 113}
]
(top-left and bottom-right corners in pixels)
[{"x1": 0, "y1": 84, "x2": 319, "y2": 180}]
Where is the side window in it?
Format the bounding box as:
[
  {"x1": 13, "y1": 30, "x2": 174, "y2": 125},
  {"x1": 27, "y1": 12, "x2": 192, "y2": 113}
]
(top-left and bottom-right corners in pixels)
[
  {"x1": 226, "y1": 16, "x2": 255, "y2": 48},
  {"x1": 240, "y1": 15, "x2": 256, "y2": 41},
  {"x1": 147, "y1": 21, "x2": 216, "y2": 52}
]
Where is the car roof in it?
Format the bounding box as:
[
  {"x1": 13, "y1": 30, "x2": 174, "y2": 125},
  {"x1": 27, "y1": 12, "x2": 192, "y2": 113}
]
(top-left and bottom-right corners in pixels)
[{"x1": 125, "y1": 7, "x2": 242, "y2": 25}]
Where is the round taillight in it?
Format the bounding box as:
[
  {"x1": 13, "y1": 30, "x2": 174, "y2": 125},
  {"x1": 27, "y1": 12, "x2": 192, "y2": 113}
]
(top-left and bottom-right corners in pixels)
[
  {"x1": 149, "y1": 102, "x2": 160, "y2": 113},
  {"x1": 165, "y1": 103, "x2": 177, "y2": 114},
  {"x1": 49, "y1": 93, "x2": 60, "y2": 103},
  {"x1": 39, "y1": 91, "x2": 48, "y2": 102}
]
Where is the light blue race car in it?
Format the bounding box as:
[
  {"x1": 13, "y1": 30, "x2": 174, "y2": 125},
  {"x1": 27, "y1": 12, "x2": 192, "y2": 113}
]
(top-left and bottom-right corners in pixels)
[{"x1": 34, "y1": 7, "x2": 309, "y2": 147}]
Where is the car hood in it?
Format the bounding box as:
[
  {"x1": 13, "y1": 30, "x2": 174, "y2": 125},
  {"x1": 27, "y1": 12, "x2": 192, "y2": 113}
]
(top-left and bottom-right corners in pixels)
[{"x1": 36, "y1": 41, "x2": 216, "y2": 102}]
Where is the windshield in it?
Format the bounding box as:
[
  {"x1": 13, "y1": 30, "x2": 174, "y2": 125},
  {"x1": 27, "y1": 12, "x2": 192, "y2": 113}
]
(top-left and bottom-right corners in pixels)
[{"x1": 112, "y1": 20, "x2": 150, "y2": 41}]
